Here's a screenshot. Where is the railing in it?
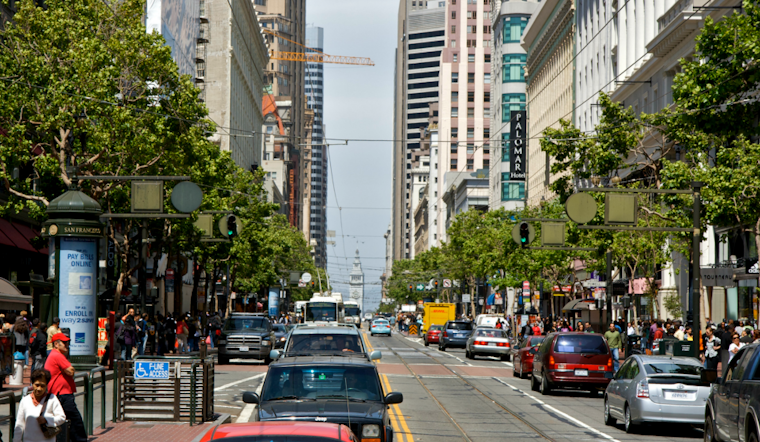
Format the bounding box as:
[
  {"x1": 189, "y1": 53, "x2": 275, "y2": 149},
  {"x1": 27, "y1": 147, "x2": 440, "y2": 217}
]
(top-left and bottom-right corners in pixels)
[
  {"x1": 88, "y1": 366, "x2": 107, "y2": 434},
  {"x1": 0, "y1": 390, "x2": 18, "y2": 441}
]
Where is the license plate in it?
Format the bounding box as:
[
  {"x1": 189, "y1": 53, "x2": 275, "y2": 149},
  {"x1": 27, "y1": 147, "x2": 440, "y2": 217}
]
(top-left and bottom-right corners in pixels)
[
  {"x1": 574, "y1": 369, "x2": 589, "y2": 376},
  {"x1": 664, "y1": 391, "x2": 694, "y2": 401},
  {"x1": 489, "y1": 342, "x2": 496, "y2": 346},
  {"x1": 239, "y1": 346, "x2": 249, "y2": 352},
  {"x1": 455, "y1": 334, "x2": 464, "y2": 338}
]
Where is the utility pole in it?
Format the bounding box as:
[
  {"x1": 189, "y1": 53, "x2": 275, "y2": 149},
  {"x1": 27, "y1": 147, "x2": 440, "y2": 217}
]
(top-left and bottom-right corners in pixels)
[
  {"x1": 139, "y1": 220, "x2": 148, "y2": 313},
  {"x1": 606, "y1": 251, "x2": 613, "y2": 326},
  {"x1": 692, "y1": 182, "x2": 703, "y2": 359}
]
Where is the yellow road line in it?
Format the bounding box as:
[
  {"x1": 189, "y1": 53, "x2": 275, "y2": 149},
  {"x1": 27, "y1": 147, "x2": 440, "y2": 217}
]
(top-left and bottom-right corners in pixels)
[
  {"x1": 381, "y1": 374, "x2": 413, "y2": 442},
  {"x1": 380, "y1": 374, "x2": 403, "y2": 440}
]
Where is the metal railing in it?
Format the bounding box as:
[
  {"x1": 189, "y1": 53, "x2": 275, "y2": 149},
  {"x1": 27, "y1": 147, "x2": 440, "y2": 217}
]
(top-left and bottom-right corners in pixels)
[
  {"x1": 0, "y1": 390, "x2": 18, "y2": 441},
  {"x1": 88, "y1": 366, "x2": 107, "y2": 434}
]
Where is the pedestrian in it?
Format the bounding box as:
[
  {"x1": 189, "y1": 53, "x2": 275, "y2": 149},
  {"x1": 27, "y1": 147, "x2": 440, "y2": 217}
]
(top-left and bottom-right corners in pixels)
[
  {"x1": 176, "y1": 317, "x2": 189, "y2": 353},
  {"x1": 585, "y1": 322, "x2": 594, "y2": 333},
  {"x1": 164, "y1": 315, "x2": 177, "y2": 354},
  {"x1": 674, "y1": 326, "x2": 685, "y2": 341},
  {"x1": 45, "y1": 318, "x2": 60, "y2": 357},
  {"x1": 13, "y1": 368, "x2": 66, "y2": 442},
  {"x1": 740, "y1": 327, "x2": 753, "y2": 344},
  {"x1": 29, "y1": 320, "x2": 47, "y2": 371},
  {"x1": 704, "y1": 326, "x2": 721, "y2": 370},
  {"x1": 155, "y1": 314, "x2": 166, "y2": 355},
  {"x1": 12, "y1": 315, "x2": 29, "y2": 365},
  {"x1": 719, "y1": 325, "x2": 734, "y2": 371},
  {"x1": 728, "y1": 332, "x2": 744, "y2": 364},
  {"x1": 135, "y1": 313, "x2": 147, "y2": 356},
  {"x1": 119, "y1": 316, "x2": 137, "y2": 361},
  {"x1": 627, "y1": 322, "x2": 636, "y2": 337},
  {"x1": 604, "y1": 323, "x2": 623, "y2": 372},
  {"x1": 576, "y1": 323, "x2": 585, "y2": 332},
  {"x1": 44, "y1": 333, "x2": 86, "y2": 442}
]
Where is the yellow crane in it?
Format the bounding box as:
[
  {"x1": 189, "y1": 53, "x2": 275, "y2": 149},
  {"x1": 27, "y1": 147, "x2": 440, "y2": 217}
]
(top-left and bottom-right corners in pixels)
[{"x1": 263, "y1": 29, "x2": 375, "y2": 66}]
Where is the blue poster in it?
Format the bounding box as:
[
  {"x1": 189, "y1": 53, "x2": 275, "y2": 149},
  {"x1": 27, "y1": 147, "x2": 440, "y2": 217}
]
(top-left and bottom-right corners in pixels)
[
  {"x1": 268, "y1": 287, "x2": 279, "y2": 317},
  {"x1": 59, "y1": 238, "x2": 97, "y2": 356}
]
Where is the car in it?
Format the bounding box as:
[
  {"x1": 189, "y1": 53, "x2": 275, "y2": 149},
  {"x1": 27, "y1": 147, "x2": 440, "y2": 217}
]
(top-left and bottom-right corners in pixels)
[
  {"x1": 531, "y1": 332, "x2": 614, "y2": 396},
  {"x1": 364, "y1": 313, "x2": 373, "y2": 321},
  {"x1": 438, "y1": 320, "x2": 473, "y2": 351},
  {"x1": 199, "y1": 421, "x2": 359, "y2": 442},
  {"x1": 274, "y1": 325, "x2": 381, "y2": 362},
  {"x1": 370, "y1": 319, "x2": 392, "y2": 337},
  {"x1": 511, "y1": 336, "x2": 545, "y2": 379},
  {"x1": 474, "y1": 314, "x2": 502, "y2": 328},
  {"x1": 424, "y1": 325, "x2": 443, "y2": 347},
  {"x1": 271, "y1": 323, "x2": 293, "y2": 349},
  {"x1": 603, "y1": 355, "x2": 712, "y2": 433},
  {"x1": 217, "y1": 313, "x2": 276, "y2": 365},
  {"x1": 704, "y1": 342, "x2": 760, "y2": 442},
  {"x1": 465, "y1": 327, "x2": 511, "y2": 361},
  {"x1": 242, "y1": 355, "x2": 403, "y2": 442}
]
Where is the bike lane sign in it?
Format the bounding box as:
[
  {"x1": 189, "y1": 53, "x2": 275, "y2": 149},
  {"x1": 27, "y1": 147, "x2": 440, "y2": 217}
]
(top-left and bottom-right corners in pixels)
[{"x1": 134, "y1": 361, "x2": 170, "y2": 379}]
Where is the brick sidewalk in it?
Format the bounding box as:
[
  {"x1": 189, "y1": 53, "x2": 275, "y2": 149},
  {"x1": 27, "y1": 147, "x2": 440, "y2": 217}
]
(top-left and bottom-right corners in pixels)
[{"x1": 88, "y1": 415, "x2": 229, "y2": 442}]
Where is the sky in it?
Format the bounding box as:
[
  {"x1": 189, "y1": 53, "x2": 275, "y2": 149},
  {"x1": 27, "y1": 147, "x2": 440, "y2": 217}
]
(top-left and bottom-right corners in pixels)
[{"x1": 306, "y1": 0, "x2": 398, "y2": 311}]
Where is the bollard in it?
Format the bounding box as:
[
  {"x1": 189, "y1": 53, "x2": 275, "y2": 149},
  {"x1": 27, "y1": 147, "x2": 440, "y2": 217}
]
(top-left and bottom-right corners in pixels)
[{"x1": 199, "y1": 339, "x2": 207, "y2": 359}]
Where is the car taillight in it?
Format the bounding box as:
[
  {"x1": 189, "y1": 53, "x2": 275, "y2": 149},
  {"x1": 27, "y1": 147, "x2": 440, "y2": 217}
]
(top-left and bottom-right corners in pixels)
[
  {"x1": 607, "y1": 357, "x2": 613, "y2": 370},
  {"x1": 549, "y1": 356, "x2": 555, "y2": 368},
  {"x1": 636, "y1": 380, "x2": 649, "y2": 398},
  {"x1": 474, "y1": 340, "x2": 487, "y2": 346},
  {"x1": 497, "y1": 342, "x2": 509, "y2": 347},
  {"x1": 372, "y1": 325, "x2": 376, "y2": 328},
  {"x1": 443, "y1": 331, "x2": 448, "y2": 337}
]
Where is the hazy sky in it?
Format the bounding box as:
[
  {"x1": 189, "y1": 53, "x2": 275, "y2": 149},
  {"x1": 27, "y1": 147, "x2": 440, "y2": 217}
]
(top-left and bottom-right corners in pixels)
[{"x1": 306, "y1": 0, "x2": 397, "y2": 310}]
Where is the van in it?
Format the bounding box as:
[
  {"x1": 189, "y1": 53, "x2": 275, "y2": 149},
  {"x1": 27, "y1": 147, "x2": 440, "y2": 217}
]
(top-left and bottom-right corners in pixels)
[
  {"x1": 422, "y1": 303, "x2": 456, "y2": 333},
  {"x1": 475, "y1": 314, "x2": 502, "y2": 328}
]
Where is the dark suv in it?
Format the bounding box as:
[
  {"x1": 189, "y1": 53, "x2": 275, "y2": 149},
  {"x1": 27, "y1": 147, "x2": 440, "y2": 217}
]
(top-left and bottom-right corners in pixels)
[
  {"x1": 531, "y1": 332, "x2": 613, "y2": 396},
  {"x1": 438, "y1": 320, "x2": 474, "y2": 351},
  {"x1": 218, "y1": 313, "x2": 275, "y2": 365},
  {"x1": 242, "y1": 355, "x2": 403, "y2": 442}
]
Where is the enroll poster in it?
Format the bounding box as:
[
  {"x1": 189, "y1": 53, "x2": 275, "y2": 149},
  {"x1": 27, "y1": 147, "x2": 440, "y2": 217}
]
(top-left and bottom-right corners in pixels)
[{"x1": 59, "y1": 238, "x2": 97, "y2": 356}]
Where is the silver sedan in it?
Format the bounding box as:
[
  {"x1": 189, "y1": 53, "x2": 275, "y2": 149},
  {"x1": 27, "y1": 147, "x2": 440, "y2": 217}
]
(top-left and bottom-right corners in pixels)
[
  {"x1": 603, "y1": 354, "x2": 711, "y2": 433},
  {"x1": 465, "y1": 328, "x2": 511, "y2": 361}
]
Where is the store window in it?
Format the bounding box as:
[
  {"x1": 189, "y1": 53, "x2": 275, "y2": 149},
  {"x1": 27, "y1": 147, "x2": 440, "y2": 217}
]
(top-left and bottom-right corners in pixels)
[{"x1": 503, "y1": 54, "x2": 527, "y2": 82}]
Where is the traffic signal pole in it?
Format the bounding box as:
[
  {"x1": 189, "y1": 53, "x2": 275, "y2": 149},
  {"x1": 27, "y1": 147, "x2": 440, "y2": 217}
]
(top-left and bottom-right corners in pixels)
[{"x1": 692, "y1": 182, "x2": 703, "y2": 359}]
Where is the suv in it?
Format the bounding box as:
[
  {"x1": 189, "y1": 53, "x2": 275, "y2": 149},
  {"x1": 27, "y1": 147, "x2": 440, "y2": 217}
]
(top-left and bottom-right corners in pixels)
[
  {"x1": 438, "y1": 320, "x2": 474, "y2": 351},
  {"x1": 704, "y1": 342, "x2": 760, "y2": 442},
  {"x1": 218, "y1": 313, "x2": 276, "y2": 365},
  {"x1": 273, "y1": 324, "x2": 381, "y2": 362},
  {"x1": 242, "y1": 355, "x2": 403, "y2": 442},
  {"x1": 531, "y1": 332, "x2": 613, "y2": 396}
]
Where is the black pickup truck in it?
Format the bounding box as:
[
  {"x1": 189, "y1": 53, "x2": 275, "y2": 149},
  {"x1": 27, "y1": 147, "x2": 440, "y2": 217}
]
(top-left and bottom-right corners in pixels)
[{"x1": 705, "y1": 342, "x2": 760, "y2": 442}]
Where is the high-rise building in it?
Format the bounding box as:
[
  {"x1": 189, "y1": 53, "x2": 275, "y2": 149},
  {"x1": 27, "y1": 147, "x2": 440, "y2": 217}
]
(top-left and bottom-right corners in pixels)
[
  {"x1": 392, "y1": 1, "x2": 446, "y2": 261},
  {"x1": 146, "y1": 0, "x2": 200, "y2": 79},
  {"x1": 305, "y1": 26, "x2": 328, "y2": 268},
  {"x1": 488, "y1": 0, "x2": 540, "y2": 211}
]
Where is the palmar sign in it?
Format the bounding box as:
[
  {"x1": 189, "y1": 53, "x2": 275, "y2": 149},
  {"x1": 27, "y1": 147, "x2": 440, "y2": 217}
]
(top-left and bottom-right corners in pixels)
[{"x1": 509, "y1": 111, "x2": 527, "y2": 181}]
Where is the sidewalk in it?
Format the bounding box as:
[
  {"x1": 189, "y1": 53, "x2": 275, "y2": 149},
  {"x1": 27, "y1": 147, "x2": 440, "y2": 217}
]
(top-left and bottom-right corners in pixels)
[{"x1": 88, "y1": 414, "x2": 230, "y2": 442}]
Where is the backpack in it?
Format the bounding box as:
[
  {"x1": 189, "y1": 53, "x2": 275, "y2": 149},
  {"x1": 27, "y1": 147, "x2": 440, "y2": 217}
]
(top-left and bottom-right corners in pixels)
[{"x1": 116, "y1": 323, "x2": 126, "y2": 344}]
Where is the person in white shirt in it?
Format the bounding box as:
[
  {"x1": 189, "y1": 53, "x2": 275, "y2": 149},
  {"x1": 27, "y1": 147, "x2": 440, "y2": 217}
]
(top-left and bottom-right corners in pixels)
[
  {"x1": 627, "y1": 322, "x2": 636, "y2": 336},
  {"x1": 674, "y1": 326, "x2": 685, "y2": 341},
  {"x1": 728, "y1": 333, "x2": 744, "y2": 364},
  {"x1": 13, "y1": 369, "x2": 66, "y2": 442}
]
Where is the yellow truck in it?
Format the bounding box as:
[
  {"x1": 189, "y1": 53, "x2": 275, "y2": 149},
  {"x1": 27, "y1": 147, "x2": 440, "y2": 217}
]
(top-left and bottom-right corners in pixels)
[{"x1": 422, "y1": 303, "x2": 456, "y2": 333}]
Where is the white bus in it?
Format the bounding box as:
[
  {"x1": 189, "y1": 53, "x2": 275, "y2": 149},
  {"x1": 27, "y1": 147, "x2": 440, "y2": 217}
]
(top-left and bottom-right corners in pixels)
[
  {"x1": 304, "y1": 293, "x2": 344, "y2": 325},
  {"x1": 343, "y1": 300, "x2": 362, "y2": 329}
]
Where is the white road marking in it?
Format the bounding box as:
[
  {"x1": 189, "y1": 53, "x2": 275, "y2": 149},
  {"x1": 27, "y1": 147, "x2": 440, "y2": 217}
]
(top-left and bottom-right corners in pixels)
[
  {"x1": 215, "y1": 372, "x2": 266, "y2": 392},
  {"x1": 501, "y1": 361, "x2": 514, "y2": 367},
  {"x1": 236, "y1": 374, "x2": 266, "y2": 423},
  {"x1": 492, "y1": 378, "x2": 621, "y2": 442}
]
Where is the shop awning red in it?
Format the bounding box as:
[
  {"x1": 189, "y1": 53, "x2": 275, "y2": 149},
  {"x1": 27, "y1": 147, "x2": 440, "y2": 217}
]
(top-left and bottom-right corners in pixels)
[
  {"x1": 12, "y1": 221, "x2": 48, "y2": 254},
  {"x1": 0, "y1": 218, "x2": 41, "y2": 253}
]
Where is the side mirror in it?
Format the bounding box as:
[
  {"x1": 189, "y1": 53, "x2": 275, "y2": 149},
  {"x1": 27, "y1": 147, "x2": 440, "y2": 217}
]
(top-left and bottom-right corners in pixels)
[
  {"x1": 269, "y1": 350, "x2": 280, "y2": 360},
  {"x1": 384, "y1": 392, "x2": 403, "y2": 404},
  {"x1": 370, "y1": 350, "x2": 382, "y2": 361},
  {"x1": 242, "y1": 392, "x2": 260, "y2": 404}
]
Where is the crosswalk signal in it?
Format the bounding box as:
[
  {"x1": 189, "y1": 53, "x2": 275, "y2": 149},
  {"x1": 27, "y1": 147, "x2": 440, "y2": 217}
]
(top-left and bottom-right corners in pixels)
[
  {"x1": 227, "y1": 215, "x2": 238, "y2": 238},
  {"x1": 408, "y1": 284, "x2": 413, "y2": 292},
  {"x1": 519, "y1": 222, "x2": 530, "y2": 248}
]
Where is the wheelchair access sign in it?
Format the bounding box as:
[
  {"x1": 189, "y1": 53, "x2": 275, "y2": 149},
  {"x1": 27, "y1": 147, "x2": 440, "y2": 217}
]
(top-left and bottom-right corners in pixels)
[{"x1": 134, "y1": 361, "x2": 170, "y2": 379}]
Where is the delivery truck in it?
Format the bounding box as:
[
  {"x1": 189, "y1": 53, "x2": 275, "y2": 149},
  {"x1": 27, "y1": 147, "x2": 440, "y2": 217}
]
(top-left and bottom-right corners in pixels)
[{"x1": 422, "y1": 303, "x2": 456, "y2": 333}]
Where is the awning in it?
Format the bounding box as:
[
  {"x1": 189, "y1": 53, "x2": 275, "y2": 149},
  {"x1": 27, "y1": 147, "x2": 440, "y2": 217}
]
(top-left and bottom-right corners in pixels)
[
  {"x1": 562, "y1": 298, "x2": 596, "y2": 312},
  {"x1": 0, "y1": 277, "x2": 32, "y2": 310},
  {"x1": 12, "y1": 222, "x2": 48, "y2": 254},
  {"x1": 0, "y1": 218, "x2": 42, "y2": 253},
  {"x1": 486, "y1": 293, "x2": 495, "y2": 305}
]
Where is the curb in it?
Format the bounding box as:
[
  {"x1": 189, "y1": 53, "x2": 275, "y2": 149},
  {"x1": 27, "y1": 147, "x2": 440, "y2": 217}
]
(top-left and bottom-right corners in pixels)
[{"x1": 190, "y1": 413, "x2": 232, "y2": 442}]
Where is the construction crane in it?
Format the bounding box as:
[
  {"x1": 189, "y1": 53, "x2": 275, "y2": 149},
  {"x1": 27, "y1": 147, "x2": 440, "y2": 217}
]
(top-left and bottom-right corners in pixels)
[{"x1": 262, "y1": 29, "x2": 374, "y2": 66}]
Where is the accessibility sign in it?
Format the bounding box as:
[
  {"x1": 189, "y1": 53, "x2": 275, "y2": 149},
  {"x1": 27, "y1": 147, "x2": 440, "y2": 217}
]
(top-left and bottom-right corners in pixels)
[{"x1": 134, "y1": 361, "x2": 170, "y2": 380}]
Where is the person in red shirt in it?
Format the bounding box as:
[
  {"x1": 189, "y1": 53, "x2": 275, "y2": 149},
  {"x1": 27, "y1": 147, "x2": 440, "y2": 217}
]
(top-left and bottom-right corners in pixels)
[
  {"x1": 44, "y1": 333, "x2": 86, "y2": 442},
  {"x1": 653, "y1": 322, "x2": 665, "y2": 341}
]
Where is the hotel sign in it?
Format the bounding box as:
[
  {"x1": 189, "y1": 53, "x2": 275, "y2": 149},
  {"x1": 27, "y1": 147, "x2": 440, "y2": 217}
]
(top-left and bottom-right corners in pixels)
[{"x1": 509, "y1": 111, "x2": 527, "y2": 181}]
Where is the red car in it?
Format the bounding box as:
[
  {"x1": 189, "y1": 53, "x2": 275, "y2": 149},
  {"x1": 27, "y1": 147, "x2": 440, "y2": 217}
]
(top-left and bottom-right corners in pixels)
[
  {"x1": 200, "y1": 421, "x2": 358, "y2": 442},
  {"x1": 511, "y1": 335, "x2": 545, "y2": 379},
  {"x1": 424, "y1": 324, "x2": 443, "y2": 346},
  {"x1": 531, "y1": 332, "x2": 614, "y2": 396}
]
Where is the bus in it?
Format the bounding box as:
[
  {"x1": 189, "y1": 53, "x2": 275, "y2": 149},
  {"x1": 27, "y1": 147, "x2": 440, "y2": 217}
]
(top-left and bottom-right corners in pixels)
[
  {"x1": 343, "y1": 300, "x2": 362, "y2": 329},
  {"x1": 304, "y1": 293, "x2": 344, "y2": 325}
]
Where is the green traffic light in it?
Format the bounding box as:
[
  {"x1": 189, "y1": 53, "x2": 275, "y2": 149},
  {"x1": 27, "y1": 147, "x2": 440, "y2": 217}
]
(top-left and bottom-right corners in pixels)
[
  {"x1": 521, "y1": 238, "x2": 526, "y2": 243},
  {"x1": 228, "y1": 230, "x2": 234, "y2": 236}
]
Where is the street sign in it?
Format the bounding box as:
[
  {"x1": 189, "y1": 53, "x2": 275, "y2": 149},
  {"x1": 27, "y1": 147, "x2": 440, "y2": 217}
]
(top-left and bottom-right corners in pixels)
[
  {"x1": 462, "y1": 294, "x2": 471, "y2": 303},
  {"x1": 134, "y1": 361, "x2": 170, "y2": 380},
  {"x1": 443, "y1": 279, "x2": 452, "y2": 288},
  {"x1": 301, "y1": 272, "x2": 312, "y2": 283},
  {"x1": 298, "y1": 280, "x2": 306, "y2": 288},
  {"x1": 416, "y1": 283, "x2": 425, "y2": 291}
]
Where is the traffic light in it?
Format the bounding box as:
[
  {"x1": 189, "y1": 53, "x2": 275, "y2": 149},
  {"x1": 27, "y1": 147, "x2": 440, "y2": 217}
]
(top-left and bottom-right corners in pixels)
[
  {"x1": 408, "y1": 284, "x2": 413, "y2": 292},
  {"x1": 310, "y1": 281, "x2": 315, "y2": 288},
  {"x1": 434, "y1": 280, "x2": 439, "y2": 289},
  {"x1": 686, "y1": 311, "x2": 694, "y2": 327},
  {"x1": 519, "y1": 222, "x2": 530, "y2": 248},
  {"x1": 227, "y1": 215, "x2": 238, "y2": 238}
]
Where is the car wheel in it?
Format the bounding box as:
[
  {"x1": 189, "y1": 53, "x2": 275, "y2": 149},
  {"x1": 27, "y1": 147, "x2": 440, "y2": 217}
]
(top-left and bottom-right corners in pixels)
[
  {"x1": 530, "y1": 372, "x2": 539, "y2": 391},
  {"x1": 513, "y1": 366, "x2": 519, "y2": 377},
  {"x1": 424, "y1": 339, "x2": 429, "y2": 347},
  {"x1": 603, "y1": 397, "x2": 616, "y2": 426},
  {"x1": 704, "y1": 412, "x2": 717, "y2": 442},
  {"x1": 439, "y1": 345, "x2": 446, "y2": 352},
  {"x1": 264, "y1": 356, "x2": 272, "y2": 365},
  {"x1": 370, "y1": 333, "x2": 374, "y2": 337},
  {"x1": 624, "y1": 404, "x2": 637, "y2": 434},
  {"x1": 748, "y1": 428, "x2": 758, "y2": 442},
  {"x1": 218, "y1": 354, "x2": 229, "y2": 365},
  {"x1": 540, "y1": 372, "x2": 551, "y2": 395}
]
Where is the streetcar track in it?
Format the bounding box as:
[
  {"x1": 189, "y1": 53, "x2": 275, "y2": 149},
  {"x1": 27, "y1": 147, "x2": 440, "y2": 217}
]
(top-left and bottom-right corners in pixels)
[{"x1": 380, "y1": 332, "x2": 556, "y2": 442}]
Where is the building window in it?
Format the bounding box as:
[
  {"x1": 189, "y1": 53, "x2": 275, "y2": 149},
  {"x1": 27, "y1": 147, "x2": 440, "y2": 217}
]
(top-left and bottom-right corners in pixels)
[
  {"x1": 466, "y1": 39, "x2": 476, "y2": 48},
  {"x1": 468, "y1": 73, "x2": 475, "y2": 83},
  {"x1": 503, "y1": 16, "x2": 529, "y2": 43},
  {"x1": 467, "y1": 128, "x2": 474, "y2": 138},
  {"x1": 468, "y1": 54, "x2": 475, "y2": 63},
  {"x1": 466, "y1": 144, "x2": 474, "y2": 154},
  {"x1": 467, "y1": 11, "x2": 477, "y2": 19},
  {"x1": 485, "y1": 54, "x2": 491, "y2": 63},
  {"x1": 467, "y1": 91, "x2": 474, "y2": 102},
  {"x1": 451, "y1": 10, "x2": 456, "y2": 19},
  {"x1": 501, "y1": 93, "x2": 526, "y2": 122},
  {"x1": 483, "y1": 159, "x2": 489, "y2": 169},
  {"x1": 452, "y1": 107, "x2": 459, "y2": 117},
  {"x1": 467, "y1": 108, "x2": 474, "y2": 118},
  {"x1": 451, "y1": 25, "x2": 456, "y2": 33},
  {"x1": 467, "y1": 25, "x2": 475, "y2": 34},
  {"x1": 451, "y1": 143, "x2": 458, "y2": 154},
  {"x1": 484, "y1": 92, "x2": 490, "y2": 102},
  {"x1": 452, "y1": 91, "x2": 458, "y2": 101},
  {"x1": 451, "y1": 40, "x2": 457, "y2": 48},
  {"x1": 483, "y1": 144, "x2": 490, "y2": 155},
  {"x1": 450, "y1": 159, "x2": 458, "y2": 170},
  {"x1": 466, "y1": 158, "x2": 474, "y2": 170},
  {"x1": 453, "y1": 53, "x2": 458, "y2": 62},
  {"x1": 452, "y1": 72, "x2": 458, "y2": 83},
  {"x1": 483, "y1": 25, "x2": 491, "y2": 34},
  {"x1": 484, "y1": 128, "x2": 490, "y2": 139},
  {"x1": 501, "y1": 178, "x2": 525, "y2": 201},
  {"x1": 484, "y1": 73, "x2": 491, "y2": 84},
  {"x1": 503, "y1": 54, "x2": 527, "y2": 82},
  {"x1": 451, "y1": 127, "x2": 458, "y2": 138},
  {"x1": 502, "y1": 133, "x2": 510, "y2": 162}
]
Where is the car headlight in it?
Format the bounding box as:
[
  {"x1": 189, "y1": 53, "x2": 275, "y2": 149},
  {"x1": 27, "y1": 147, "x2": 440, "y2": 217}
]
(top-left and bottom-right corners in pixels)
[
  {"x1": 279, "y1": 337, "x2": 286, "y2": 342},
  {"x1": 361, "y1": 424, "x2": 380, "y2": 438},
  {"x1": 262, "y1": 339, "x2": 271, "y2": 346}
]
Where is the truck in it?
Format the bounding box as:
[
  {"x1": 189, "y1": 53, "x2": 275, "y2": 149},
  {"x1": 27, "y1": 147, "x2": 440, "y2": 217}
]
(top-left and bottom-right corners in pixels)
[
  {"x1": 304, "y1": 292, "x2": 344, "y2": 325},
  {"x1": 422, "y1": 303, "x2": 456, "y2": 334},
  {"x1": 704, "y1": 342, "x2": 760, "y2": 442},
  {"x1": 343, "y1": 300, "x2": 362, "y2": 329}
]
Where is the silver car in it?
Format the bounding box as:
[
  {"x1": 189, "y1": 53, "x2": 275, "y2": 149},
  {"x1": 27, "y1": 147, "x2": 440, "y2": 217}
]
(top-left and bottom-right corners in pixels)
[
  {"x1": 603, "y1": 355, "x2": 711, "y2": 433},
  {"x1": 465, "y1": 327, "x2": 511, "y2": 361}
]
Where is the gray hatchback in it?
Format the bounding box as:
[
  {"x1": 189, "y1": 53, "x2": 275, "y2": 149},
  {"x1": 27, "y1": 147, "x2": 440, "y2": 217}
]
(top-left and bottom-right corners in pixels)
[{"x1": 603, "y1": 354, "x2": 711, "y2": 433}]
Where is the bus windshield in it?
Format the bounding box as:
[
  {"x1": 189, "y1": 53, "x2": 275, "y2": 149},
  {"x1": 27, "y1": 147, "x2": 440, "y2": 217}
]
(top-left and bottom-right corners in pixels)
[
  {"x1": 305, "y1": 302, "x2": 338, "y2": 322},
  {"x1": 345, "y1": 307, "x2": 361, "y2": 317}
]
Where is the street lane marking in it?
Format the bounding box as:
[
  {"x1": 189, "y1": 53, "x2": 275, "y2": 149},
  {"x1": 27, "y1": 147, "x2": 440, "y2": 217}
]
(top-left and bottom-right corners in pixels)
[
  {"x1": 215, "y1": 372, "x2": 266, "y2": 391},
  {"x1": 236, "y1": 373, "x2": 266, "y2": 423},
  {"x1": 492, "y1": 378, "x2": 621, "y2": 442},
  {"x1": 381, "y1": 374, "x2": 414, "y2": 442}
]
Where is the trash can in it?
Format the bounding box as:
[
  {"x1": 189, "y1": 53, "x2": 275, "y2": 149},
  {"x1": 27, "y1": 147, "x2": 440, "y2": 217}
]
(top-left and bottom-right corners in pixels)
[
  {"x1": 626, "y1": 335, "x2": 642, "y2": 356},
  {"x1": 672, "y1": 340, "x2": 694, "y2": 357},
  {"x1": 10, "y1": 351, "x2": 25, "y2": 385}
]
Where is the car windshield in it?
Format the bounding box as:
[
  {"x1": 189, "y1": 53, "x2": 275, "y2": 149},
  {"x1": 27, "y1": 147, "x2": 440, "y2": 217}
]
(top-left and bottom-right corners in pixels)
[
  {"x1": 644, "y1": 362, "x2": 701, "y2": 376},
  {"x1": 272, "y1": 324, "x2": 289, "y2": 332},
  {"x1": 345, "y1": 307, "x2": 361, "y2": 316},
  {"x1": 262, "y1": 366, "x2": 382, "y2": 402},
  {"x1": 305, "y1": 303, "x2": 337, "y2": 322},
  {"x1": 285, "y1": 334, "x2": 363, "y2": 354},
  {"x1": 223, "y1": 317, "x2": 268, "y2": 332},
  {"x1": 429, "y1": 325, "x2": 442, "y2": 331},
  {"x1": 215, "y1": 436, "x2": 347, "y2": 442},
  {"x1": 447, "y1": 322, "x2": 473, "y2": 331},
  {"x1": 529, "y1": 337, "x2": 545, "y2": 347},
  {"x1": 476, "y1": 329, "x2": 507, "y2": 338},
  {"x1": 373, "y1": 320, "x2": 388, "y2": 325},
  {"x1": 553, "y1": 335, "x2": 608, "y2": 354}
]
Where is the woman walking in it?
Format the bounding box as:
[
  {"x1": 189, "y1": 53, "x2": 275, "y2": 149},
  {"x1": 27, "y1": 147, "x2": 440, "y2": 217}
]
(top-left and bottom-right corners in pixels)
[{"x1": 13, "y1": 369, "x2": 66, "y2": 442}]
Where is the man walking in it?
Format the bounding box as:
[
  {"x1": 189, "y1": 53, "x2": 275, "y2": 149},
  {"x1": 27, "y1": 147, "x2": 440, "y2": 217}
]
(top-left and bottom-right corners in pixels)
[
  {"x1": 46, "y1": 317, "x2": 60, "y2": 356},
  {"x1": 604, "y1": 323, "x2": 623, "y2": 373},
  {"x1": 44, "y1": 332, "x2": 87, "y2": 442}
]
